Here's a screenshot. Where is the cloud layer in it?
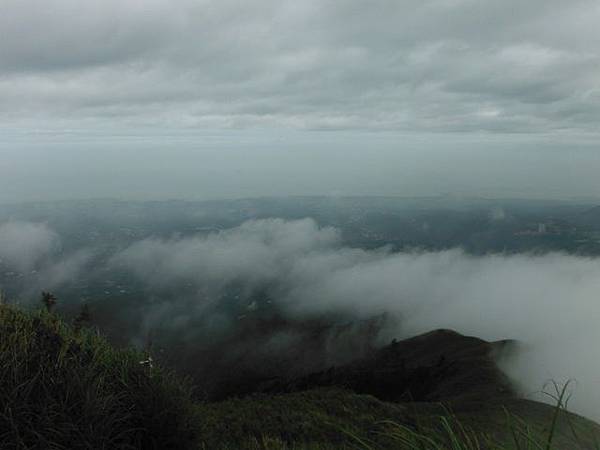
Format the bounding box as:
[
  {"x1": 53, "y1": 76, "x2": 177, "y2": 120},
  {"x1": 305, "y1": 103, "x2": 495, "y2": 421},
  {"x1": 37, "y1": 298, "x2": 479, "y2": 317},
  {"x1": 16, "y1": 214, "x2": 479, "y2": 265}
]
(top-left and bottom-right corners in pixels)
[
  {"x1": 113, "y1": 218, "x2": 600, "y2": 419},
  {"x1": 2, "y1": 0, "x2": 600, "y2": 133},
  {"x1": 0, "y1": 221, "x2": 91, "y2": 293},
  {"x1": 3, "y1": 217, "x2": 600, "y2": 418},
  {"x1": 0, "y1": 221, "x2": 59, "y2": 271}
]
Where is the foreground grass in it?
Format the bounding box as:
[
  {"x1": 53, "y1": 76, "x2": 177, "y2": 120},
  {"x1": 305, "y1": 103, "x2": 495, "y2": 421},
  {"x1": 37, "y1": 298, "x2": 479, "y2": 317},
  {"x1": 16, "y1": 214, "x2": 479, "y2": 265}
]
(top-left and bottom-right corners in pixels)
[
  {"x1": 196, "y1": 386, "x2": 600, "y2": 450},
  {"x1": 0, "y1": 304, "x2": 198, "y2": 449},
  {"x1": 1, "y1": 303, "x2": 598, "y2": 449},
  {"x1": 196, "y1": 388, "x2": 418, "y2": 449}
]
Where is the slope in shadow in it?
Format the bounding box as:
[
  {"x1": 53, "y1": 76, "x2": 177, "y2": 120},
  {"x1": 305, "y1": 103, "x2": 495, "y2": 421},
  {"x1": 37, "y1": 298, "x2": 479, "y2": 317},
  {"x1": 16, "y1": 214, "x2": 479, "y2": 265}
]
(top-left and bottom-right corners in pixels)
[{"x1": 257, "y1": 329, "x2": 516, "y2": 406}]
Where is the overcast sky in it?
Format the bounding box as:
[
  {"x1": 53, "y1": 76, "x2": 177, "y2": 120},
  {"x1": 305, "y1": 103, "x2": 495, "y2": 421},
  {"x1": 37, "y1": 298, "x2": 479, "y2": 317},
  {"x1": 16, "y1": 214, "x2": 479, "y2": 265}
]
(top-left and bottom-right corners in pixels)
[{"x1": 1, "y1": 0, "x2": 600, "y2": 202}]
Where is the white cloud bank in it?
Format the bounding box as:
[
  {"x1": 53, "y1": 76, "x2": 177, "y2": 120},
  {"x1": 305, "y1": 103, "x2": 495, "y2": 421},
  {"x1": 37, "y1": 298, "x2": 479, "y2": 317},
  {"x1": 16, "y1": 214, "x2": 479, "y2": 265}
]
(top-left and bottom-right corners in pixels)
[
  {"x1": 114, "y1": 218, "x2": 600, "y2": 419},
  {"x1": 0, "y1": 221, "x2": 91, "y2": 292},
  {"x1": 0, "y1": 221, "x2": 59, "y2": 271},
  {"x1": 3, "y1": 218, "x2": 599, "y2": 418}
]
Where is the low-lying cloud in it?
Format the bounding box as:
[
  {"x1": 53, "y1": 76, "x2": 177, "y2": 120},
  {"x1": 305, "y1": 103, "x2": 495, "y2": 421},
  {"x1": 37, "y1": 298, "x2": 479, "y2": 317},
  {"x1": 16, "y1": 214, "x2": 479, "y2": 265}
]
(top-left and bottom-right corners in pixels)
[
  {"x1": 0, "y1": 221, "x2": 59, "y2": 272},
  {"x1": 2, "y1": 218, "x2": 600, "y2": 418},
  {"x1": 113, "y1": 218, "x2": 600, "y2": 419},
  {"x1": 0, "y1": 221, "x2": 92, "y2": 295}
]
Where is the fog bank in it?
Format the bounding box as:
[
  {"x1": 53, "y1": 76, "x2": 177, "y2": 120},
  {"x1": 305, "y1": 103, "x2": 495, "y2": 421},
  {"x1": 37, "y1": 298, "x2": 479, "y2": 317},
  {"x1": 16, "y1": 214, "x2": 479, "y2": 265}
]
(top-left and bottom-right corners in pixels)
[
  {"x1": 2, "y1": 218, "x2": 600, "y2": 418},
  {"x1": 113, "y1": 218, "x2": 600, "y2": 418}
]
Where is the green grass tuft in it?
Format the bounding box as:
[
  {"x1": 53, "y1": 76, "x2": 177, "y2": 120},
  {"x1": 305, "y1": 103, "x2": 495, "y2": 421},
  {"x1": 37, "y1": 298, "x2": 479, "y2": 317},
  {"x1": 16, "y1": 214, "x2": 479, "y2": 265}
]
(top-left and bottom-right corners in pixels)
[{"x1": 0, "y1": 304, "x2": 198, "y2": 449}]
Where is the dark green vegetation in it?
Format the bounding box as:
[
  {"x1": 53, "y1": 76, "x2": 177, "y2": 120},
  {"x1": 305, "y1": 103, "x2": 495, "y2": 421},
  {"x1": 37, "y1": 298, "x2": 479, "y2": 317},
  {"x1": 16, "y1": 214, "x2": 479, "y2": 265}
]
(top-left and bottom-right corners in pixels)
[
  {"x1": 0, "y1": 303, "x2": 198, "y2": 449},
  {"x1": 196, "y1": 390, "x2": 599, "y2": 450},
  {"x1": 195, "y1": 330, "x2": 600, "y2": 449},
  {"x1": 197, "y1": 388, "x2": 410, "y2": 449},
  {"x1": 1, "y1": 302, "x2": 599, "y2": 449}
]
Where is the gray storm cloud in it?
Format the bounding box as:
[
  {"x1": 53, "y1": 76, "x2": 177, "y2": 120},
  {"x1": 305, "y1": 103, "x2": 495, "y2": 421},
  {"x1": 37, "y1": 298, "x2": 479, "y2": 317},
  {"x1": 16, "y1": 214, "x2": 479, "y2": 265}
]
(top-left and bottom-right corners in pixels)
[
  {"x1": 113, "y1": 218, "x2": 600, "y2": 420},
  {"x1": 2, "y1": 0, "x2": 600, "y2": 204},
  {"x1": 1, "y1": 0, "x2": 599, "y2": 133}
]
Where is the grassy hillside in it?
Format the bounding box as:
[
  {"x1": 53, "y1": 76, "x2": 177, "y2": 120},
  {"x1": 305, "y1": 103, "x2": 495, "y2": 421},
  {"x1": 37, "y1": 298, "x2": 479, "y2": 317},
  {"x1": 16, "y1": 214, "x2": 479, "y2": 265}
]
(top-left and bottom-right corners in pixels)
[
  {"x1": 1, "y1": 303, "x2": 599, "y2": 449},
  {"x1": 196, "y1": 388, "x2": 416, "y2": 449},
  {"x1": 0, "y1": 303, "x2": 198, "y2": 449},
  {"x1": 195, "y1": 389, "x2": 600, "y2": 449}
]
